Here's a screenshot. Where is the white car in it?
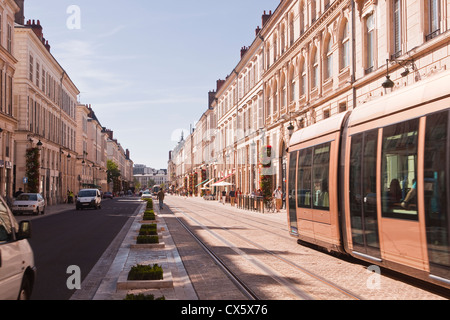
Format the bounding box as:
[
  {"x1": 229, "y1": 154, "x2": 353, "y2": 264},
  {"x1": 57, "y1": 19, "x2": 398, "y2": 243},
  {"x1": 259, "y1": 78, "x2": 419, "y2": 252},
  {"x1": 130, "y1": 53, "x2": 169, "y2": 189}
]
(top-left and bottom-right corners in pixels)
[
  {"x1": 141, "y1": 190, "x2": 152, "y2": 200},
  {"x1": 0, "y1": 196, "x2": 36, "y2": 300},
  {"x1": 12, "y1": 193, "x2": 46, "y2": 215},
  {"x1": 76, "y1": 189, "x2": 102, "y2": 210}
]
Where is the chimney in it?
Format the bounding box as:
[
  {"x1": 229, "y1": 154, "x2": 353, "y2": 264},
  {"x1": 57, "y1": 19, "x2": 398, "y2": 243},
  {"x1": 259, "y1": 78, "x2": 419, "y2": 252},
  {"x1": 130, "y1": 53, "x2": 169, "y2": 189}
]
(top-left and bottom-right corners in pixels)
[
  {"x1": 262, "y1": 10, "x2": 272, "y2": 27},
  {"x1": 14, "y1": 0, "x2": 25, "y2": 25},
  {"x1": 28, "y1": 19, "x2": 43, "y2": 40},
  {"x1": 216, "y1": 79, "x2": 225, "y2": 92},
  {"x1": 240, "y1": 46, "x2": 249, "y2": 58},
  {"x1": 45, "y1": 40, "x2": 51, "y2": 53},
  {"x1": 105, "y1": 129, "x2": 114, "y2": 140},
  {"x1": 255, "y1": 26, "x2": 261, "y2": 36},
  {"x1": 126, "y1": 149, "x2": 130, "y2": 160},
  {"x1": 208, "y1": 90, "x2": 216, "y2": 108}
]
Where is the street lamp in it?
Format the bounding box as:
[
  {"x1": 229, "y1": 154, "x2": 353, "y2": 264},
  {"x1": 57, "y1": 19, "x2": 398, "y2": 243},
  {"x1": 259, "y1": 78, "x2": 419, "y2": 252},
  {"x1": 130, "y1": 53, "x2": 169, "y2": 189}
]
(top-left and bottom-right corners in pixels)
[{"x1": 381, "y1": 59, "x2": 395, "y2": 93}]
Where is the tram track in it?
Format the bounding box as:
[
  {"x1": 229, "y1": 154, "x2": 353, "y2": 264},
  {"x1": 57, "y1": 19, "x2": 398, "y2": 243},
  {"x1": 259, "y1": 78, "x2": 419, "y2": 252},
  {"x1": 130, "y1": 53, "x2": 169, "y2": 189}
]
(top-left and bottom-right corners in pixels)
[{"x1": 167, "y1": 198, "x2": 363, "y2": 300}]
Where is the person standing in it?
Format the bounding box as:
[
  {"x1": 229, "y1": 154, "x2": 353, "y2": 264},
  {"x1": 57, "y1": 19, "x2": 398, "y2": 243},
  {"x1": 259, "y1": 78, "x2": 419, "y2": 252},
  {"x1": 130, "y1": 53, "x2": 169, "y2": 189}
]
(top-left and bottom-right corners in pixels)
[
  {"x1": 157, "y1": 188, "x2": 165, "y2": 210},
  {"x1": 273, "y1": 186, "x2": 283, "y2": 213}
]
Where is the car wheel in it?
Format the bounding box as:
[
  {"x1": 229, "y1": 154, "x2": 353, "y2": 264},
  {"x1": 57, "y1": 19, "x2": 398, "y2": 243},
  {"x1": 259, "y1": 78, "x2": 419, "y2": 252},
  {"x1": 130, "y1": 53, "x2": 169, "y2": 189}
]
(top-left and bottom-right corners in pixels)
[{"x1": 18, "y1": 275, "x2": 32, "y2": 300}]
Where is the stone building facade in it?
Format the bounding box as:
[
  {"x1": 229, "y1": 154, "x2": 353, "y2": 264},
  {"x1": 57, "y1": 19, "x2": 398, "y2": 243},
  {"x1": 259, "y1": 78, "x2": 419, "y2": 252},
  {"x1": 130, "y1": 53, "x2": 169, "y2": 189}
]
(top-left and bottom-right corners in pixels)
[{"x1": 171, "y1": 0, "x2": 450, "y2": 198}]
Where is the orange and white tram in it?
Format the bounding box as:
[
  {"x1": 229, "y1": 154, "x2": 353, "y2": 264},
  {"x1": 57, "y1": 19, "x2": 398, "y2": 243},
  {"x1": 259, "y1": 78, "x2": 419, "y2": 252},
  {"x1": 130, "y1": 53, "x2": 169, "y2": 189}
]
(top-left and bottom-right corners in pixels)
[{"x1": 287, "y1": 70, "x2": 450, "y2": 289}]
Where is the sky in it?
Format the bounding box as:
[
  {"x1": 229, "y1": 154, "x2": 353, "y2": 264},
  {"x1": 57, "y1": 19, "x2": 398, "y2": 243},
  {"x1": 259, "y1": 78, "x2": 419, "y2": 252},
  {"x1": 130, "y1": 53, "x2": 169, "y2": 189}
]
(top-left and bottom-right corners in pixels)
[{"x1": 25, "y1": 0, "x2": 278, "y2": 169}]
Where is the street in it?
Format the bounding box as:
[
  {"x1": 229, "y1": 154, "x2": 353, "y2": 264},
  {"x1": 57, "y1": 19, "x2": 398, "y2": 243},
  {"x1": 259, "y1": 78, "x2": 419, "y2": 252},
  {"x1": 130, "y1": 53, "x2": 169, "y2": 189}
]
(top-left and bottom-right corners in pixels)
[{"x1": 23, "y1": 197, "x2": 141, "y2": 300}]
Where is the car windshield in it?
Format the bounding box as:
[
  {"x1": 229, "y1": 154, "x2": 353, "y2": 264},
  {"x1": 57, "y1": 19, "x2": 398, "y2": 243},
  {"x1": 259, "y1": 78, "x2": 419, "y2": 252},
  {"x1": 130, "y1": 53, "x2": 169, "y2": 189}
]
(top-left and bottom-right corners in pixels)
[
  {"x1": 79, "y1": 190, "x2": 97, "y2": 197},
  {"x1": 17, "y1": 194, "x2": 37, "y2": 201}
]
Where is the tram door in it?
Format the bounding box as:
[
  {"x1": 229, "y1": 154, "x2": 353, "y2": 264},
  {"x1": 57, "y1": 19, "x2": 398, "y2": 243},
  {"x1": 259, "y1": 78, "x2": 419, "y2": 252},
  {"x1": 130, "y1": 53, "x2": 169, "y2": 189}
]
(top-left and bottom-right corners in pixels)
[
  {"x1": 349, "y1": 130, "x2": 381, "y2": 258},
  {"x1": 424, "y1": 111, "x2": 450, "y2": 281},
  {"x1": 288, "y1": 151, "x2": 299, "y2": 235}
]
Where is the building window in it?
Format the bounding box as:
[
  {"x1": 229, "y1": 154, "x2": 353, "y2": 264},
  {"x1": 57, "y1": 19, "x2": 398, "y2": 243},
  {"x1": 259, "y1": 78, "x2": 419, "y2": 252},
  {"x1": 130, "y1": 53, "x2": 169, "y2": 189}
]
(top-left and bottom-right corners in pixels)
[
  {"x1": 300, "y1": 60, "x2": 306, "y2": 96},
  {"x1": 312, "y1": 49, "x2": 319, "y2": 88},
  {"x1": 341, "y1": 21, "x2": 350, "y2": 69},
  {"x1": 427, "y1": 0, "x2": 441, "y2": 40},
  {"x1": 325, "y1": 35, "x2": 333, "y2": 79},
  {"x1": 290, "y1": 67, "x2": 296, "y2": 103},
  {"x1": 29, "y1": 55, "x2": 34, "y2": 82},
  {"x1": 365, "y1": 13, "x2": 375, "y2": 74},
  {"x1": 7, "y1": 24, "x2": 12, "y2": 53},
  {"x1": 393, "y1": 0, "x2": 402, "y2": 58}
]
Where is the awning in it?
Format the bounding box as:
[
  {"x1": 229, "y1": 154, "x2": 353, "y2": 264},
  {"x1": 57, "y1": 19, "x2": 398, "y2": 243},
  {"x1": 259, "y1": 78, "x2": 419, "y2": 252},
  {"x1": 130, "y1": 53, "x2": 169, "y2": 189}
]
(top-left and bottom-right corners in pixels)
[
  {"x1": 211, "y1": 181, "x2": 234, "y2": 187},
  {"x1": 204, "y1": 179, "x2": 215, "y2": 187},
  {"x1": 195, "y1": 179, "x2": 210, "y2": 188},
  {"x1": 212, "y1": 171, "x2": 235, "y2": 185}
]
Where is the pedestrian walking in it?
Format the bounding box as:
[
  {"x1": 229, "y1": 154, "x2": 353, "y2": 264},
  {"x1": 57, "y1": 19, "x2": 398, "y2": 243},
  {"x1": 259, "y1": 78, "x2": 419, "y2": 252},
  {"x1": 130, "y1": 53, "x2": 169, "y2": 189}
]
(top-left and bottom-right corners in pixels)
[
  {"x1": 273, "y1": 186, "x2": 283, "y2": 212},
  {"x1": 222, "y1": 190, "x2": 227, "y2": 205},
  {"x1": 157, "y1": 188, "x2": 165, "y2": 210},
  {"x1": 229, "y1": 188, "x2": 236, "y2": 206}
]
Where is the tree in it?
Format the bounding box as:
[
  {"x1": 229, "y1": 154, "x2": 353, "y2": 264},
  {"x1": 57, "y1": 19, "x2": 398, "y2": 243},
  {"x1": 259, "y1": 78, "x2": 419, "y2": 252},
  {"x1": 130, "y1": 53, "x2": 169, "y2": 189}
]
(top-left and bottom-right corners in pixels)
[{"x1": 107, "y1": 160, "x2": 121, "y2": 192}]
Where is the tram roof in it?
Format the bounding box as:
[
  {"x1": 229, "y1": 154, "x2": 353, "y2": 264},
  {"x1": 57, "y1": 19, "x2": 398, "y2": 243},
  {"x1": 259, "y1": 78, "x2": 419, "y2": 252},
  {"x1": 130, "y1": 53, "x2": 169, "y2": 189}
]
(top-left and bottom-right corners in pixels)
[
  {"x1": 289, "y1": 111, "x2": 350, "y2": 148},
  {"x1": 289, "y1": 69, "x2": 450, "y2": 149},
  {"x1": 348, "y1": 69, "x2": 450, "y2": 128}
]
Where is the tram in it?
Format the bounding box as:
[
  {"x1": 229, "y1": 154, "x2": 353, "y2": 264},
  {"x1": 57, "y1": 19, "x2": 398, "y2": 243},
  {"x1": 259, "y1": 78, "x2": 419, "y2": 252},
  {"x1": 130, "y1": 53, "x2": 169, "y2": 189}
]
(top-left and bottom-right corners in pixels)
[{"x1": 287, "y1": 70, "x2": 450, "y2": 289}]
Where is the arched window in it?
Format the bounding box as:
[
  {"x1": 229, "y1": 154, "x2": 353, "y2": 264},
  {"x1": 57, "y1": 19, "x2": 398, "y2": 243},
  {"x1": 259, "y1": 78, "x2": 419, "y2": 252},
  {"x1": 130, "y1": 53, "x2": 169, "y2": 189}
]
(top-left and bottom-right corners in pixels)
[
  {"x1": 289, "y1": 13, "x2": 295, "y2": 45},
  {"x1": 325, "y1": 35, "x2": 333, "y2": 79},
  {"x1": 273, "y1": 80, "x2": 278, "y2": 114},
  {"x1": 341, "y1": 20, "x2": 350, "y2": 69},
  {"x1": 281, "y1": 72, "x2": 287, "y2": 108},
  {"x1": 312, "y1": 49, "x2": 319, "y2": 88},
  {"x1": 300, "y1": 59, "x2": 307, "y2": 96},
  {"x1": 289, "y1": 66, "x2": 296, "y2": 102}
]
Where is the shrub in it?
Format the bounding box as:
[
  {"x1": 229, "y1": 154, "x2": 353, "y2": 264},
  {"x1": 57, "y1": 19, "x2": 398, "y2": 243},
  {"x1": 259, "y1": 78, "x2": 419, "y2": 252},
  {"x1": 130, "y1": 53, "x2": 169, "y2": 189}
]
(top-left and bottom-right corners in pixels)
[
  {"x1": 145, "y1": 199, "x2": 153, "y2": 209},
  {"x1": 137, "y1": 235, "x2": 159, "y2": 244},
  {"x1": 139, "y1": 224, "x2": 157, "y2": 235},
  {"x1": 143, "y1": 210, "x2": 156, "y2": 221},
  {"x1": 127, "y1": 264, "x2": 163, "y2": 281}
]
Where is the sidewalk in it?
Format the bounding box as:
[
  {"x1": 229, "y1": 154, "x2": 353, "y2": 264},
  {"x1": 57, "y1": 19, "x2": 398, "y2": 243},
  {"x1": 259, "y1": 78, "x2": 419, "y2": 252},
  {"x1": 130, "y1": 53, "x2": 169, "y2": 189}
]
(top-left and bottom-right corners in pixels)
[{"x1": 87, "y1": 198, "x2": 198, "y2": 300}]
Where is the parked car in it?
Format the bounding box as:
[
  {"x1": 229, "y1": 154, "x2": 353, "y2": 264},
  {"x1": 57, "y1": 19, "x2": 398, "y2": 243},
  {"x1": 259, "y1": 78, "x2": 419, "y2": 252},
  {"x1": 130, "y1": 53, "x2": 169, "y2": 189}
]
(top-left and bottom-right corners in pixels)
[
  {"x1": 11, "y1": 193, "x2": 46, "y2": 216},
  {"x1": 103, "y1": 192, "x2": 114, "y2": 199},
  {"x1": 76, "y1": 189, "x2": 102, "y2": 210},
  {"x1": 141, "y1": 191, "x2": 152, "y2": 200},
  {"x1": 0, "y1": 196, "x2": 36, "y2": 300}
]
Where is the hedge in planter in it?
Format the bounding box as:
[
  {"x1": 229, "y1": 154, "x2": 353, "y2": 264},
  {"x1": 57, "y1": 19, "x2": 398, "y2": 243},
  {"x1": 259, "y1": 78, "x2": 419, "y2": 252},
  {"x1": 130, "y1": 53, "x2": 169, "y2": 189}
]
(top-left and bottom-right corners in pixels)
[
  {"x1": 139, "y1": 224, "x2": 157, "y2": 235},
  {"x1": 143, "y1": 213, "x2": 156, "y2": 221},
  {"x1": 145, "y1": 199, "x2": 153, "y2": 209},
  {"x1": 127, "y1": 264, "x2": 163, "y2": 281},
  {"x1": 137, "y1": 235, "x2": 159, "y2": 244}
]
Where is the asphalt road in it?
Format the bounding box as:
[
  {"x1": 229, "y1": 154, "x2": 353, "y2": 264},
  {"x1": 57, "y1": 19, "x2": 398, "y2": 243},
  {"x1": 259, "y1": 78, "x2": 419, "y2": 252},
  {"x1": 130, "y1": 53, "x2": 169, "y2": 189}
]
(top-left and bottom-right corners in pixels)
[{"x1": 27, "y1": 197, "x2": 142, "y2": 300}]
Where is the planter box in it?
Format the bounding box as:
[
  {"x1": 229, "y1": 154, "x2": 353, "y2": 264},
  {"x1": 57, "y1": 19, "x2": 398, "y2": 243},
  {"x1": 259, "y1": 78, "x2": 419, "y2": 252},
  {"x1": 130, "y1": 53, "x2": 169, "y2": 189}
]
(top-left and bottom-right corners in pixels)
[
  {"x1": 132, "y1": 233, "x2": 164, "y2": 249},
  {"x1": 131, "y1": 241, "x2": 165, "y2": 249},
  {"x1": 139, "y1": 219, "x2": 160, "y2": 224},
  {"x1": 117, "y1": 270, "x2": 173, "y2": 290}
]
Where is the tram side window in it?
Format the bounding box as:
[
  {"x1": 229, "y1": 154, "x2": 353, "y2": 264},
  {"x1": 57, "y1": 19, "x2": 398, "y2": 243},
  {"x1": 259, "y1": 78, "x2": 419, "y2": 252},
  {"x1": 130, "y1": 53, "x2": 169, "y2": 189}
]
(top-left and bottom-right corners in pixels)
[
  {"x1": 424, "y1": 111, "x2": 450, "y2": 272},
  {"x1": 297, "y1": 143, "x2": 330, "y2": 211},
  {"x1": 381, "y1": 119, "x2": 419, "y2": 220},
  {"x1": 313, "y1": 144, "x2": 330, "y2": 210},
  {"x1": 297, "y1": 148, "x2": 312, "y2": 208}
]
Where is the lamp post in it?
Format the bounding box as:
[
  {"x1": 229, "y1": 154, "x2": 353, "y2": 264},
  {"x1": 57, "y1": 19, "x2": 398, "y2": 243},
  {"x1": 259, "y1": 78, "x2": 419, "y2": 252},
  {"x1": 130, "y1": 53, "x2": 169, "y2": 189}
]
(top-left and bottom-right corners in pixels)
[{"x1": 381, "y1": 59, "x2": 395, "y2": 93}]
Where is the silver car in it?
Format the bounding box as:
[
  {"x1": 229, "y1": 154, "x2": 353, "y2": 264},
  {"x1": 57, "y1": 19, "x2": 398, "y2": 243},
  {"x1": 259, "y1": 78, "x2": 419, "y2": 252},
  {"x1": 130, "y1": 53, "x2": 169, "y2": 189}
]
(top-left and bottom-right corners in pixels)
[{"x1": 12, "y1": 193, "x2": 46, "y2": 216}]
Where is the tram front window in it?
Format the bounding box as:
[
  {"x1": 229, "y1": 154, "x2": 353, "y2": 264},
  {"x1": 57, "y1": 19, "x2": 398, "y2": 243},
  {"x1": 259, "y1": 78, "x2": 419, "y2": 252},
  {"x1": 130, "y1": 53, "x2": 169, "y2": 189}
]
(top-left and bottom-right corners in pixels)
[{"x1": 381, "y1": 119, "x2": 419, "y2": 220}]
